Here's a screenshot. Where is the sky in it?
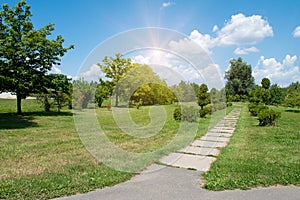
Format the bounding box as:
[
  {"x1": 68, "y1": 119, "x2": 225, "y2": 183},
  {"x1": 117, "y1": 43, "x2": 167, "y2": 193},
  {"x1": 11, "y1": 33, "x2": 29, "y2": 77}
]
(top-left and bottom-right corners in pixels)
[{"x1": 3, "y1": 0, "x2": 300, "y2": 88}]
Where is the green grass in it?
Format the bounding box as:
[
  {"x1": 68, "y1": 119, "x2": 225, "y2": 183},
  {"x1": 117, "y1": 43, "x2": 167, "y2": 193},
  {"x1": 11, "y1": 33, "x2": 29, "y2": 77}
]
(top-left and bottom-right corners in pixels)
[
  {"x1": 0, "y1": 99, "x2": 229, "y2": 199},
  {"x1": 203, "y1": 103, "x2": 300, "y2": 190}
]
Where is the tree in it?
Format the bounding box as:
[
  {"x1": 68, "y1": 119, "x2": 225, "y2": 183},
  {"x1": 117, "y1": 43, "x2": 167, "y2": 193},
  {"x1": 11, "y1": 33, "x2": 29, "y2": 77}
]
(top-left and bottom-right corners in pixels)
[
  {"x1": 72, "y1": 78, "x2": 95, "y2": 109},
  {"x1": 225, "y1": 58, "x2": 255, "y2": 99},
  {"x1": 95, "y1": 82, "x2": 111, "y2": 108},
  {"x1": 97, "y1": 53, "x2": 133, "y2": 107},
  {"x1": 261, "y1": 77, "x2": 271, "y2": 89},
  {"x1": 0, "y1": 1, "x2": 73, "y2": 114},
  {"x1": 269, "y1": 84, "x2": 284, "y2": 105},
  {"x1": 197, "y1": 84, "x2": 210, "y2": 109}
]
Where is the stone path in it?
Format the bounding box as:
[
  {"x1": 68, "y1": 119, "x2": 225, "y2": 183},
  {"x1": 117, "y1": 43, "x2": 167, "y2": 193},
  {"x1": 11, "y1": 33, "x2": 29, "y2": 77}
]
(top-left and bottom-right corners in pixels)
[{"x1": 159, "y1": 107, "x2": 241, "y2": 172}]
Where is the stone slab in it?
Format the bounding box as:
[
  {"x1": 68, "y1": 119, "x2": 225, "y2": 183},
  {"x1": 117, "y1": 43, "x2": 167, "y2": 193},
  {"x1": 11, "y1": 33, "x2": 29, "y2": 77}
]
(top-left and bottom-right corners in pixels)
[
  {"x1": 200, "y1": 136, "x2": 230, "y2": 143},
  {"x1": 191, "y1": 140, "x2": 227, "y2": 148},
  {"x1": 160, "y1": 153, "x2": 216, "y2": 171},
  {"x1": 209, "y1": 129, "x2": 235, "y2": 134},
  {"x1": 179, "y1": 146, "x2": 220, "y2": 156},
  {"x1": 206, "y1": 132, "x2": 232, "y2": 138}
]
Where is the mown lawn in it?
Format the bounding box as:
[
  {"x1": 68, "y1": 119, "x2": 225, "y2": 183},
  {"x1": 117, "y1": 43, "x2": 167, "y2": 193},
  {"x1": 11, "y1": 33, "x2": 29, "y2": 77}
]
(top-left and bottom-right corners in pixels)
[
  {"x1": 203, "y1": 103, "x2": 300, "y2": 190},
  {"x1": 0, "y1": 99, "x2": 227, "y2": 199}
]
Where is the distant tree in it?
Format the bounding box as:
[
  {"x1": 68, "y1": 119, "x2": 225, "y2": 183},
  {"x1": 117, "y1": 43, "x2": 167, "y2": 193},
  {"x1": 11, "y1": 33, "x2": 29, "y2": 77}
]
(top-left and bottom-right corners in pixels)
[
  {"x1": 0, "y1": 1, "x2": 73, "y2": 114},
  {"x1": 269, "y1": 84, "x2": 284, "y2": 105},
  {"x1": 72, "y1": 78, "x2": 95, "y2": 109},
  {"x1": 197, "y1": 84, "x2": 210, "y2": 110},
  {"x1": 97, "y1": 53, "x2": 133, "y2": 107},
  {"x1": 284, "y1": 90, "x2": 300, "y2": 108},
  {"x1": 261, "y1": 77, "x2": 271, "y2": 89},
  {"x1": 225, "y1": 58, "x2": 255, "y2": 99},
  {"x1": 95, "y1": 83, "x2": 111, "y2": 108}
]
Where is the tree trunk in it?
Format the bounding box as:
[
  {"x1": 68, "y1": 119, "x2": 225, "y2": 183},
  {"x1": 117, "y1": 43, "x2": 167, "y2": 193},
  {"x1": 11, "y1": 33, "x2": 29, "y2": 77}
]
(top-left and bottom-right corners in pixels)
[
  {"x1": 16, "y1": 92, "x2": 22, "y2": 115},
  {"x1": 115, "y1": 86, "x2": 119, "y2": 107}
]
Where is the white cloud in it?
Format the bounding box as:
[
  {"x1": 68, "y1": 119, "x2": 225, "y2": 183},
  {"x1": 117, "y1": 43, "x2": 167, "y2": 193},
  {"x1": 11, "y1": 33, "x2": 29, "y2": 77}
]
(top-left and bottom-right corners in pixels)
[
  {"x1": 234, "y1": 46, "x2": 259, "y2": 55},
  {"x1": 132, "y1": 55, "x2": 150, "y2": 65},
  {"x1": 212, "y1": 25, "x2": 219, "y2": 32},
  {"x1": 188, "y1": 13, "x2": 273, "y2": 54},
  {"x1": 80, "y1": 64, "x2": 102, "y2": 81},
  {"x1": 293, "y1": 26, "x2": 300, "y2": 38},
  {"x1": 217, "y1": 13, "x2": 273, "y2": 46},
  {"x1": 161, "y1": 2, "x2": 174, "y2": 9},
  {"x1": 189, "y1": 30, "x2": 217, "y2": 54},
  {"x1": 50, "y1": 66, "x2": 62, "y2": 74},
  {"x1": 253, "y1": 55, "x2": 300, "y2": 86}
]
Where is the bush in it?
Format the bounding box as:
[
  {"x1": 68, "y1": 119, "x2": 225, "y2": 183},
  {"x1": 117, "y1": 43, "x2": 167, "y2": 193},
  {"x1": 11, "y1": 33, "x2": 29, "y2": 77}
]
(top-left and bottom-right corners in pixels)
[
  {"x1": 227, "y1": 102, "x2": 232, "y2": 107},
  {"x1": 213, "y1": 103, "x2": 226, "y2": 111},
  {"x1": 258, "y1": 109, "x2": 281, "y2": 126},
  {"x1": 173, "y1": 106, "x2": 198, "y2": 122},
  {"x1": 173, "y1": 107, "x2": 181, "y2": 121},
  {"x1": 248, "y1": 103, "x2": 268, "y2": 116},
  {"x1": 199, "y1": 107, "x2": 209, "y2": 118}
]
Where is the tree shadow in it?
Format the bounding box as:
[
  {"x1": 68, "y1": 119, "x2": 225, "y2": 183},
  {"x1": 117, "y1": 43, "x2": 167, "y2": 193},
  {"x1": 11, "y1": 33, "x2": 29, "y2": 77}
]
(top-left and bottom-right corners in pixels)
[
  {"x1": 0, "y1": 113, "x2": 38, "y2": 129},
  {"x1": 0, "y1": 111, "x2": 72, "y2": 129},
  {"x1": 285, "y1": 109, "x2": 300, "y2": 113}
]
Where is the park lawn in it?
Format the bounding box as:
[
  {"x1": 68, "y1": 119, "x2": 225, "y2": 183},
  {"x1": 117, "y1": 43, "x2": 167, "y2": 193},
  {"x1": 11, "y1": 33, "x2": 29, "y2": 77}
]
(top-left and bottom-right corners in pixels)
[
  {"x1": 0, "y1": 99, "x2": 229, "y2": 199},
  {"x1": 203, "y1": 103, "x2": 300, "y2": 190}
]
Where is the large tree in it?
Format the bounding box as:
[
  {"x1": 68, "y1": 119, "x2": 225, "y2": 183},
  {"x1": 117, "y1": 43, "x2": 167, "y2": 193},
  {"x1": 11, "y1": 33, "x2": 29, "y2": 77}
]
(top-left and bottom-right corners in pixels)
[
  {"x1": 225, "y1": 57, "x2": 255, "y2": 99},
  {"x1": 0, "y1": 1, "x2": 73, "y2": 114},
  {"x1": 97, "y1": 53, "x2": 133, "y2": 107}
]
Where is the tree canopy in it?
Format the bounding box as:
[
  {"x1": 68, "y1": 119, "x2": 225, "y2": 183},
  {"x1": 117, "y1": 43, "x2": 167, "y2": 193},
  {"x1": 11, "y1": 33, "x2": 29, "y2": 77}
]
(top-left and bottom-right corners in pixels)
[
  {"x1": 0, "y1": 0, "x2": 73, "y2": 114},
  {"x1": 225, "y1": 57, "x2": 255, "y2": 99}
]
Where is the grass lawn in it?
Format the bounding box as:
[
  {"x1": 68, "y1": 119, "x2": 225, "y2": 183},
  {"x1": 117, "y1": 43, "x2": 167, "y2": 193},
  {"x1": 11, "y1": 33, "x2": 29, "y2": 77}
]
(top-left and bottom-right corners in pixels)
[
  {"x1": 0, "y1": 99, "x2": 228, "y2": 199},
  {"x1": 203, "y1": 103, "x2": 300, "y2": 190}
]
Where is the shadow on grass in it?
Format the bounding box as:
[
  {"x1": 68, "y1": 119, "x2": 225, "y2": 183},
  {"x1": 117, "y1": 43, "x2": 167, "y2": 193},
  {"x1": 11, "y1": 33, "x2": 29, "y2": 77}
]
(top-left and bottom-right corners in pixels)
[
  {"x1": 285, "y1": 109, "x2": 300, "y2": 113},
  {"x1": 0, "y1": 111, "x2": 72, "y2": 129}
]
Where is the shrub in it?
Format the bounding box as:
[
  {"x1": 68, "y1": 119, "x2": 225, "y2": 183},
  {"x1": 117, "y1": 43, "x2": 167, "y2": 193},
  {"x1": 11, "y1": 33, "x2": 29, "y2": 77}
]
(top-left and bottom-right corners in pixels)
[
  {"x1": 173, "y1": 107, "x2": 181, "y2": 121},
  {"x1": 248, "y1": 103, "x2": 268, "y2": 116},
  {"x1": 213, "y1": 103, "x2": 226, "y2": 111},
  {"x1": 227, "y1": 102, "x2": 232, "y2": 107},
  {"x1": 258, "y1": 109, "x2": 281, "y2": 126},
  {"x1": 173, "y1": 106, "x2": 198, "y2": 122},
  {"x1": 199, "y1": 107, "x2": 209, "y2": 118}
]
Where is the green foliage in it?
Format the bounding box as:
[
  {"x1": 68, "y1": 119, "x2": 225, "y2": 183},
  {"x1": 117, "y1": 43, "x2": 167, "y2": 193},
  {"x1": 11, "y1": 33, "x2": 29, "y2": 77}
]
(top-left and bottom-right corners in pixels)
[
  {"x1": 173, "y1": 106, "x2": 198, "y2": 122},
  {"x1": 199, "y1": 107, "x2": 209, "y2": 118},
  {"x1": 269, "y1": 84, "x2": 285, "y2": 105},
  {"x1": 284, "y1": 91, "x2": 300, "y2": 108},
  {"x1": 233, "y1": 94, "x2": 240, "y2": 102},
  {"x1": 173, "y1": 107, "x2": 181, "y2": 121},
  {"x1": 258, "y1": 108, "x2": 281, "y2": 126},
  {"x1": 97, "y1": 53, "x2": 133, "y2": 106},
  {"x1": 261, "y1": 77, "x2": 271, "y2": 89},
  {"x1": 225, "y1": 57, "x2": 255, "y2": 98},
  {"x1": 95, "y1": 83, "x2": 111, "y2": 108},
  {"x1": 72, "y1": 78, "x2": 95, "y2": 109},
  {"x1": 0, "y1": 1, "x2": 73, "y2": 114},
  {"x1": 197, "y1": 84, "x2": 210, "y2": 109},
  {"x1": 248, "y1": 103, "x2": 268, "y2": 116},
  {"x1": 171, "y1": 81, "x2": 196, "y2": 102}
]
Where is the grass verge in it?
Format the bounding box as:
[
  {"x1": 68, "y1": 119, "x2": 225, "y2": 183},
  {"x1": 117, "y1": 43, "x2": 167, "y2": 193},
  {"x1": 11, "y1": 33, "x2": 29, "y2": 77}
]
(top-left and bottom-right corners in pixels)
[{"x1": 203, "y1": 103, "x2": 300, "y2": 190}]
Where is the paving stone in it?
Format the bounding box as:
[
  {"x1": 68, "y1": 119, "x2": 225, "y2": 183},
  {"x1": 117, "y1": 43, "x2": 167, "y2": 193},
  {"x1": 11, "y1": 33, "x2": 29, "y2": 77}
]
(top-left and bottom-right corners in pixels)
[
  {"x1": 200, "y1": 136, "x2": 230, "y2": 143},
  {"x1": 191, "y1": 140, "x2": 227, "y2": 148},
  {"x1": 160, "y1": 153, "x2": 216, "y2": 171},
  {"x1": 209, "y1": 129, "x2": 235, "y2": 134},
  {"x1": 179, "y1": 146, "x2": 220, "y2": 156},
  {"x1": 206, "y1": 132, "x2": 232, "y2": 138}
]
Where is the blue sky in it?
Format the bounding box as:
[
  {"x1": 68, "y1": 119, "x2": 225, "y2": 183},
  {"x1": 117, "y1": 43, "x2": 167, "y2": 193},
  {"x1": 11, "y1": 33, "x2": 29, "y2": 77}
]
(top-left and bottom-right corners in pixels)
[{"x1": 4, "y1": 0, "x2": 300, "y2": 87}]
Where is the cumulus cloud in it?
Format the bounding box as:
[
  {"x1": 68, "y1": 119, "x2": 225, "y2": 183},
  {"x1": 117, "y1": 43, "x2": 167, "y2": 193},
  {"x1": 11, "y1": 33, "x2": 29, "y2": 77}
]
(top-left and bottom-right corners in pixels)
[
  {"x1": 217, "y1": 13, "x2": 273, "y2": 46},
  {"x1": 80, "y1": 64, "x2": 102, "y2": 81},
  {"x1": 234, "y1": 46, "x2": 259, "y2": 55},
  {"x1": 293, "y1": 26, "x2": 300, "y2": 38},
  {"x1": 188, "y1": 13, "x2": 273, "y2": 54},
  {"x1": 253, "y1": 55, "x2": 300, "y2": 86}
]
